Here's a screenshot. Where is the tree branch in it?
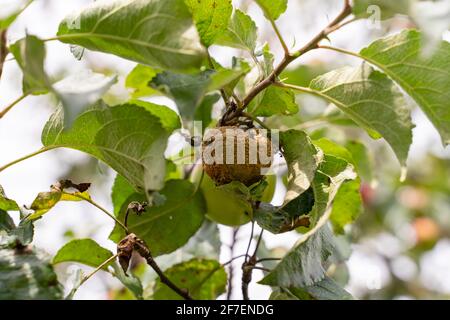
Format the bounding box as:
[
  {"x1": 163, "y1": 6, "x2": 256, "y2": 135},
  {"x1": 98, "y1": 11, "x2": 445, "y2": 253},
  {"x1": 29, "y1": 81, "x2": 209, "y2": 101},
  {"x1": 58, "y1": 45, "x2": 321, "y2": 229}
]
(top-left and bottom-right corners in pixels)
[
  {"x1": 239, "y1": 0, "x2": 353, "y2": 110},
  {"x1": 241, "y1": 228, "x2": 265, "y2": 300},
  {"x1": 118, "y1": 233, "x2": 193, "y2": 300},
  {"x1": 0, "y1": 30, "x2": 8, "y2": 80},
  {"x1": 0, "y1": 94, "x2": 28, "y2": 119}
]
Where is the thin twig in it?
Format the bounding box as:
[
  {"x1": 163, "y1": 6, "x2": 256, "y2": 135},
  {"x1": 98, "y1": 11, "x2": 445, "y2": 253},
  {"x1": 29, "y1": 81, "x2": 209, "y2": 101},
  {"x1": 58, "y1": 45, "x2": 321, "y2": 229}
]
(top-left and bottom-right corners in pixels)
[
  {"x1": 0, "y1": 146, "x2": 57, "y2": 173},
  {"x1": 67, "y1": 192, "x2": 129, "y2": 233},
  {"x1": 238, "y1": 0, "x2": 353, "y2": 110},
  {"x1": 244, "y1": 221, "x2": 255, "y2": 263},
  {"x1": 241, "y1": 228, "x2": 264, "y2": 300},
  {"x1": 0, "y1": 94, "x2": 28, "y2": 119},
  {"x1": 251, "y1": 266, "x2": 271, "y2": 273},
  {"x1": 79, "y1": 254, "x2": 118, "y2": 287},
  {"x1": 226, "y1": 227, "x2": 240, "y2": 300},
  {"x1": 131, "y1": 235, "x2": 193, "y2": 300},
  {"x1": 256, "y1": 257, "x2": 281, "y2": 264},
  {"x1": 241, "y1": 112, "x2": 270, "y2": 130},
  {"x1": 269, "y1": 18, "x2": 289, "y2": 55}
]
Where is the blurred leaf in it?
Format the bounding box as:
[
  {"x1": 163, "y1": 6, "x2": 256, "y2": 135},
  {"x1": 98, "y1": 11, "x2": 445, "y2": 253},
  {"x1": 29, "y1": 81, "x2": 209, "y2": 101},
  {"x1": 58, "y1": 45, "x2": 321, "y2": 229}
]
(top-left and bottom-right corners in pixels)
[
  {"x1": 0, "y1": 210, "x2": 34, "y2": 247},
  {"x1": 53, "y1": 70, "x2": 117, "y2": 127},
  {"x1": 9, "y1": 35, "x2": 50, "y2": 95},
  {"x1": 0, "y1": 185, "x2": 19, "y2": 211},
  {"x1": 281, "y1": 64, "x2": 328, "y2": 88},
  {"x1": 151, "y1": 70, "x2": 213, "y2": 121},
  {"x1": 309, "y1": 64, "x2": 413, "y2": 165},
  {"x1": 0, "y1": 210, "x2": 15, "y2": 232},
  {"x1": 154, "y1": 220, "x2": 222, "y2": 270},
  {"x1": 247, "y1": 86, "x2": 298, "y2": 117},
  {"x1": 42, "y1": 101, "x2": 179, "y2": 191},
  {"x1": 152, "y1": 259, "x2": 226, "y2": 299},
  {"x1": 215, "y1": 9, "x2": 257, "y2": 52},
  {"x1": 53, "y1": 239, "x2": 113, "y2": 268},
  {"x1": 255, "y1": 0, "x2": 287, "y2": 21},
  {"x1": 412, "y1": 1, "x2": 450, "y2": 55},
  {"x1": 345, "y1": 140, "x2": 373, "y2": 183},
  {"x1": 65, "y1": 268, "x2": 84, "y2": 300},
  {"x1": 185, "y1": 0, "x2": 232, "y2": 47},
  {"x1": 352, "y1": 0, "x2": 410, "y2": 19},
  {"x1": 330, "y1": 179, "x2": 363, "y2": 234},
  {"x1": 125, "y1": 64, "x2": 158, "y2": 99},
  {"x1": 0, "y1": 246, "x2": 63, "y2": 299},
  {"x1": 57, "y1": 0, "x2": 205, "y2": 72},
  {"x1": 360, "y1": 29, "x2": 450, "y2": 146},
  {"x1": 0, "y1": 0, "x2": 33, "y2": 30},
  {"x1": 271, "y1": 276, "x2": 353, "y2": 300},
  {"x1": 111, "y1": 180, "x2": 205, "y2": 257}
]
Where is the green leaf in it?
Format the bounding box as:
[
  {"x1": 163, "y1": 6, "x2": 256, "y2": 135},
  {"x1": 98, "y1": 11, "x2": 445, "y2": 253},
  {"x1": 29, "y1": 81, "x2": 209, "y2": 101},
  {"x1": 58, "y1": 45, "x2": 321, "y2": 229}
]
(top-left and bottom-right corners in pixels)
[
  {"x1": 215, "y1": 9, "x2": 257, "y2": 52},
  {"x1": 0, "y1": 185, "x2": 19, "y2": 211},
  {"x1": 28, "y1": 186, "x2": 90, "y2": 220},
  {"x1": 42, "y1": 101, "x2": 180, "y2": 191},
  {"x1": 9, "y1": 35, "x2": 50, "y2": 95},
  {"x1": 0, "y1": 210, "x2": 15, "y2": 232},
  {"x1": 152, "y1": 258, "x2": 226, "y2": 299},
  {"x1": 254, "y1": 189, "x2": 314, "y2": 234},
  {"x1": 111, "y1": 175, "x2": 137, "y2": 217},
  {"x1": 207, "y1": 60, "x2": 251, "y2": 93},
  {"x1": 195, "y1": 94, "x2": 220, "y2": 129},
  {"x1": 345, "y1": 140, "x2": 373, "y2": 182},
  {"x1": 352, "y1": 0, "x2": 410, "y2": 19},
  {"x1": 247, "y1": 86, "x2": 298, "y2": 117},
  {"x1": 0, "y1": 247, "x2": 63, "y2": 299},
  {"x1": 125, "y1": 64, "x2": 158, "y2": 99},
  {"x1": 111, "y1": 180, "x2": 205, "y2": 257},
  {"x1": 0, "y1": 210, "x2": 34, "y2": 247},
  {"x1": 259, "y1": 225, "x2": 338, "y2": 287},
  {"x1": 313, "y1": 138, "x2": 354, "y2": 165},
  {"x1": 330, "y1": 179, "x2": 363, "y2": 234},
  {"x1": 57, "y1": 0, "x2": 205, "y2": 72},
  {"x1": 131, "y1": 99, "x2": 181, "y2": 133},
  {"x1": 53, "y1": 239, "x2": 114, "y2": 268},
  {"x1": 281, "y1": 130, "x2": 323, "y2": 204},
  {"x1": 111, "y1": 263, "x2": 144, "y2": 300},
  {"x1": 151, "y1": 71, "x2": 213, "y2": 121},
  {"x1": 0, "y1": 0, "x2": 33, "y2": 31},
  {"x1": 281, "y1": 64, "x2": 328, "y2": 88},
  {"x1": 360, "y1": 29, "x2": 450, "y2": 145},
  {"x1": 309, "y1": 64, "x2": 414, "y2": 165},
  {"x1": 255, "y1": 0, "x2": 287, "y2": 21},
  {"x1": 259, "y1": 157, "x2": 356, "y2": 287},
  {"x1": 185, "y1": 0, "x2": 232, "y2": 47},
  {"x1": 53, "y1": 70, "x2": 117, "y2": 127}
]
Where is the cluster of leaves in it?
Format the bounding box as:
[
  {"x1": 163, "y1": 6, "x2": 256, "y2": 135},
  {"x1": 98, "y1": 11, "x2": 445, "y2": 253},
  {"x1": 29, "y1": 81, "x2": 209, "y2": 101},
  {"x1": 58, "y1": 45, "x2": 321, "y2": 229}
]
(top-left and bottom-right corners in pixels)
[{"x1": 0, "y1": 0, "x2": 449, "y2": 300}]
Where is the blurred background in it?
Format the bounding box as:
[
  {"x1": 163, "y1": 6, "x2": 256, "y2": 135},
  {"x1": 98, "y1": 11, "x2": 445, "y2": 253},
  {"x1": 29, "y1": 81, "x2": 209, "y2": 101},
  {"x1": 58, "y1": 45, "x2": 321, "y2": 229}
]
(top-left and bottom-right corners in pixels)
[{"x1": 1, "y1": 0, "x2": 450, "y2": 299}]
